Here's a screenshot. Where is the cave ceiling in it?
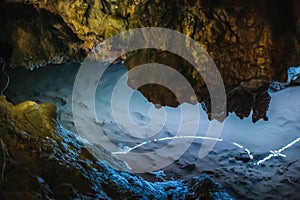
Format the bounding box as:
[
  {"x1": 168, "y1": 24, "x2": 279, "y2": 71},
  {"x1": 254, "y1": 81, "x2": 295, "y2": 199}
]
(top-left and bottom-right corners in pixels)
[{"x1": 0, "y1": 0, "x2": 300, "y2": 121}]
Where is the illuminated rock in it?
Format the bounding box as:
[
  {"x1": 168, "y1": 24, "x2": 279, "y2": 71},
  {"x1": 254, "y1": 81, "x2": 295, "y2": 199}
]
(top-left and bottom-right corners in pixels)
[
  {"x1": 0, "y1": 0, "x2": 299, "y2": 120},
  {"x1": 0, "y1": 96, "x2": 233, "y2": 199}
]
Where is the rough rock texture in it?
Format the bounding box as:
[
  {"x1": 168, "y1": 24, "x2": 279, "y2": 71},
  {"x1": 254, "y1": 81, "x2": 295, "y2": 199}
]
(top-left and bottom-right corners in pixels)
[
  {"x1": 0, "y1": 96, "x2": 233, "y2": 199},
  {"x1": 1, "y1": 0, "x2": 300, "y2": 120}
]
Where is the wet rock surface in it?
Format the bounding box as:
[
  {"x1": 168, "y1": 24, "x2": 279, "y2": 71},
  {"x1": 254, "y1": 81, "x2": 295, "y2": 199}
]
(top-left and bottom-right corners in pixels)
[
  {"x1": 0, "y1": 96, "x2": 233, "y2": 199},
  {"x1": 0, "y1": 1, "x2": 300, "y2": 198},
  {"x1": 1, "y1": 1, "x2": 300, "y2": 121}
]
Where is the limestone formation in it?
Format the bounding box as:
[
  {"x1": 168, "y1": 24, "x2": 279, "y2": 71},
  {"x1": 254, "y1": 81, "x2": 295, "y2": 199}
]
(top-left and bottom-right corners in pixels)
[
  {"x1": 0, "y1": 0, "x2": 299, "y2": 119},
  {"x1": 0, "y1": 96, "x2": 233, "y2": 199},
  {"x1": 0, "y1": 1, "x2": 299, "y2": 198}
]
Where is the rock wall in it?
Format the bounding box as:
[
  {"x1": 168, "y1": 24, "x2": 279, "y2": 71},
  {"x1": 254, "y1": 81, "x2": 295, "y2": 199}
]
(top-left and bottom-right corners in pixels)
[
  {"x1": 1, "y1": 0, "x2": 300, "y2": 120},
  {"x1": 0, "y1": 1, "x2": 299, "y2": 198},
  {"x1": 0, "y1": 96, "x2": 233, "y2": 199}
]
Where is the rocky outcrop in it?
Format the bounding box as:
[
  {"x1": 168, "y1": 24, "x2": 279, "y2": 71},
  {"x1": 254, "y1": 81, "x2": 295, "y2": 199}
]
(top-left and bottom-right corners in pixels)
[
  {"x1": 1, "y1": 0, "x2": 300, "y2": 120},
  {"x1": 0, "y1": 96, "x2": 233, "y2": 199}
]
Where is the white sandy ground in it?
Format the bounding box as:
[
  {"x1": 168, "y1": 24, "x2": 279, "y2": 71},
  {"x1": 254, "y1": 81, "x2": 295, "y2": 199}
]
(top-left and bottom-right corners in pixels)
[{"x1": 1, "y1": 63, "x2": 300, "y2": 199}]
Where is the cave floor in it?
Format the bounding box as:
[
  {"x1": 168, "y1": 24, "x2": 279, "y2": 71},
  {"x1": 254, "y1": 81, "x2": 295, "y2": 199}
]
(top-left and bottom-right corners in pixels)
[{"x1": 1, "y1": 63, "x2": 300, "y2": 199}]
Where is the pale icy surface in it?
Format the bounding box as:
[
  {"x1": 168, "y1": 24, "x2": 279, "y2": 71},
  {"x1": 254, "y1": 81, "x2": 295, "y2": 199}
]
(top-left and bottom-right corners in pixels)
[{"x1": 2, "y1": 63, "x2": 300, "y2": 199}]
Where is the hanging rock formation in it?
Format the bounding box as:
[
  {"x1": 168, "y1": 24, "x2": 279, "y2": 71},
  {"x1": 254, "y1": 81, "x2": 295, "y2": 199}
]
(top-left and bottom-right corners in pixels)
[
  {"x1": 0, "y1": 1, "x2": 300, "y2": 119},
  {"x1": 0, "y1": 1, "x2": 299, "y2": 198}
]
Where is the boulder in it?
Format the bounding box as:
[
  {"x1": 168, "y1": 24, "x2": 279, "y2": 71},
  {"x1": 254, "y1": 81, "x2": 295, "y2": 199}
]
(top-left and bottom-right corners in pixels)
[{"x1": 0, "y1": 96, "x2": 233, "y2": 199}]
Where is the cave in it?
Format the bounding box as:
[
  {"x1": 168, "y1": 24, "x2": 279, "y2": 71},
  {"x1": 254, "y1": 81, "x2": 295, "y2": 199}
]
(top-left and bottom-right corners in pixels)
[{"x1": 1, "y1": 0, "x2": 300, "y2": 199}]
